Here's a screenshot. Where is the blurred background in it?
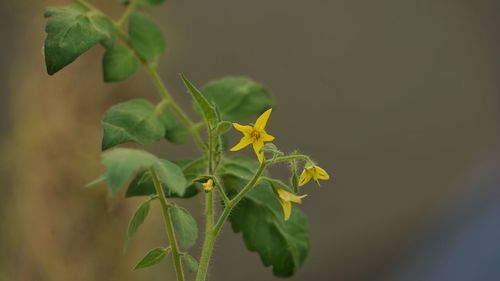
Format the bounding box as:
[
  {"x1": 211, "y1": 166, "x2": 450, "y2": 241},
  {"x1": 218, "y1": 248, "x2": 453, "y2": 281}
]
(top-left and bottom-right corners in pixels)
[{"x1": 0, "y1": 0, "x2": 499, "y2": 280}]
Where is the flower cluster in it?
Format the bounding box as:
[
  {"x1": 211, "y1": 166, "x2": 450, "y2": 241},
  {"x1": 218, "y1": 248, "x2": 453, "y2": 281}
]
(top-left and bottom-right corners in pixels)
[{"x1": 231, "y1": 108, "x2": 330, "y2": 220}]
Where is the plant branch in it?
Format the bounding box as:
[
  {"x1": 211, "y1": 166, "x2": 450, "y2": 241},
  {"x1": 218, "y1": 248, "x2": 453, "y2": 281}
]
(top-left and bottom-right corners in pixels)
[
  {"x1": 74, "y1": 0, "x2": 206, "y2": 150},
  {"x1": 150, "y1": 168, "x2": 186, "y2": 281},
  {"x1": 213, "y1": 177, "x2": 230, "y2": 206},
  {"x1": 195, "y1": 161, "x2": 267, "y2": 281},
  {"x1": 116, "y1": 0, "x2": 138, "y2": 28},
  {"x1": 269, "y1": 154, "x2": 313, "y2": 165}
]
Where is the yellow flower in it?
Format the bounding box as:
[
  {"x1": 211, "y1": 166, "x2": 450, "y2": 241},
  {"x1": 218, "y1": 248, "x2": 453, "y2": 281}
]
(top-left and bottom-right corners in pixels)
[
  {"x1": 230, "y1": 108, "x2": 275, "y2": 163},
  {"x1": 276, "y1": 188, "x2": 307, "y2": 221},
  {"x1": 202, "y1": 179, "x2": 214, "y2": 192},
  {"x1": 299, "y1": 165, "x2": 330, "y2": 186}
]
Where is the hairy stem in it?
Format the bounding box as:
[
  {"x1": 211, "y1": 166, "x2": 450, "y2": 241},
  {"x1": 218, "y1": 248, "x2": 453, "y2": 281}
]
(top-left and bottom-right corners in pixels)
[
  {"x1": 195, "y1": 161, "x2": 267, "y2": 281},
  {"x1": 270, "y1": 154, "x2": 313, "y2": 165},
  {"x1": 150, "y1": 168, "x2": 186, "y2": 281}
]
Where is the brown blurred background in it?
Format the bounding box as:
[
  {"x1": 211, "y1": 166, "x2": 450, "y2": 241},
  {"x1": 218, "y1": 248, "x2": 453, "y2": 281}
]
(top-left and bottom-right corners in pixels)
[{"x1": 0, "y1": 0, "x2": 499, "y2": 281}]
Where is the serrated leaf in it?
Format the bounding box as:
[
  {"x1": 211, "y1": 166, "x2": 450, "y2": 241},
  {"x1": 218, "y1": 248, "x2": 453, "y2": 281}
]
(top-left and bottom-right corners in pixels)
[
  {"x1": 159, "y1": 111, "x2": 188, "y2": 144},
  {"x1": 181, "y1": 74, "x2": 218, "y2": 128},
  {"x1": 125, "y1": 160, "x2": 192, "y2": 198},
  {"x1": 124, "y1": 199, "x2": 151, "y2": 252},
  {"x1": 169, "y1": 206, "x2": 198, "y2": 249},
  {"x1": 134, "y1": 247, "x2": 169, "y2": 270},
  {"x1": 128, "y1": 12, "x2": 166, "y2": 62},
  {"x1": 183, "y1": 254, "x2": 199, "y2": 273},
  {"x1": 101, "y1": 148, "x2": 187, "y2": 195},
  {"x1": 202, "y1": 77, "x2": 273, "y2": 122},
  {"x1": 224, "y1": 176, "x2": 309, "y2": 277},
  {"x1": 102, "y1": 45, "x2": 139, "y2": 82},
  {"x1": 44, "y1": 5, "x2": 115, "y2": 75},
  {"x1": 101, "y1": 99, "x2": 164, "y2": 150}
]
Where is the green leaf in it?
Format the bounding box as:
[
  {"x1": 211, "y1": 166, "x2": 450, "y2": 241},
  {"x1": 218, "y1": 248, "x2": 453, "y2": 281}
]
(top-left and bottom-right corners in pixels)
[
  {"x1": 159, "y1": 111, "x2": 188, "y2": 144},
  {"x1": 101, "y1": 148, "x2": 187, "y2": 195},
  {"x1": 128, "y1": 12, "x2": 166, "y2": 62},
  {"x1": 262, "y1": 178, "x2": 294, "y2": 194},
  {"x1": 213, "y1": 121, "x2": 232, "y2": 136},
  {"x1": 181, "y1": 74, "x2": 218, "y2": 127},
  {"x1": 102, "y1": 148, "x2": 158, "y2": 194},
  {"x1": 223, "y1": 176, "x2": 309, "y2": 277},
  {"x1": 183, "y1": 254, "x2": 199, "y2": 273},
  {"x1": 85, "y1": 173, "x2": 107, "y2": 188},
  {"x1": 44, "y1": 5, "x2": 115, "y2": 75},
  {"x1": 101, "y1": 99, "x2": 164, "y2": 150},
  {"x1": 169, "y1": 206, "x2": 198, "y2": 249},
  {"x1": 134, "y1": 247, "x2": 169, "y2": 270},
  {"x1": 124, "y1": 199, "x2": 151, "y2": 252},
  {"x1": 219, "y1": 156, "x2": 263, "y2": 181},
  {"x1": 201, "y1": 77, "x2": 273, "y2": 122},
  {"x1": 126, "y1": 158, "x2": 204, "y2": 198},
  {"x1": 102, "y1": 45, "x2": 139, "y2": 82}
]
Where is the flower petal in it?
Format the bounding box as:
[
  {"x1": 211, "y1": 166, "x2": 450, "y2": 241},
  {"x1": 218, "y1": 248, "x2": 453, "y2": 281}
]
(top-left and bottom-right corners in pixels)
[
  {"x1": 281, "y1": 200, "x2": 292, "y2": 221},
  {"x1": 233, "y1": 123, "x2": 253, "y2": 135},
  {"x1": 254, "y1": 108, "x2": 272, "y2": 131},
  {"x1": 277, "y1": 188, "x2": 306, "y2": 204},
  {"x1": 298, "y1": 169, "x2": 311, "y2": 186},
  {"x1": 315, "y1": 166, "x2": 330, "y2": 180},
  {"x1": 253, "y1": 139, "x2": 265, "y2": 163},
  {"x1": 260, "y1": 131, "x2": 275, "y2": 142},
  {"x1": 230, "y1": 135, "x2": 253, "y2": 151}
]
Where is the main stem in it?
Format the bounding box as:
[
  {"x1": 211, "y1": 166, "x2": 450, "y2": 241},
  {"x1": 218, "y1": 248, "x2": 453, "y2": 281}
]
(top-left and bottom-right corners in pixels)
[
  {"x1": 150, "y1": 168, "x2": 186, "y2": 281},
  {"x1": 195, "y1": 161, "x2": 267, "y2": 281}
]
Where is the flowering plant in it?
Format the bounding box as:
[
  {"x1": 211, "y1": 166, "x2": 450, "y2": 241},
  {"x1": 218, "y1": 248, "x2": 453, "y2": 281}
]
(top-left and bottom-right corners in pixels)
[{"x1": 42, "y1": 0, "x2": 330, "y2": 280}]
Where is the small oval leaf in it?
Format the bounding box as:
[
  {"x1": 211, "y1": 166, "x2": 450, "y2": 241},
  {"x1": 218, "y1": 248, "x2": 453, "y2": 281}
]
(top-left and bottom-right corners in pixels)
[
  {"x1": 169, "y1": 206, "x2": 198, "y2": 249},
  {"x1": 128, "y1": 12, "x2": 166, "y2": 62},
  {"x1": 183, "y1": 254, "x2": 199, "y2": 273},
  {"x1": 134, "y1": 247, "x2": 169, "y2": 270},
  {"x1": 102, "y1": 45, "x2": 139, "y2": 82},
  {"x1": 124, "y1": 199, "x2": 151, "y2": 252}
]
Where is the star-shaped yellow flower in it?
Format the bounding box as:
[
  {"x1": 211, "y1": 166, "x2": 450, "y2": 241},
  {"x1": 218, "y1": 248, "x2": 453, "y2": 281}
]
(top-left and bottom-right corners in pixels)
[
  {"x1": 299, "y1": 165, "x2": 330, "y2": 186},
  {"x1": 276, "y1": 188, "x2": 307, "y2": 221},
  {"x1": 230, "y1": 108, "x2": 275, "y2": 162}
]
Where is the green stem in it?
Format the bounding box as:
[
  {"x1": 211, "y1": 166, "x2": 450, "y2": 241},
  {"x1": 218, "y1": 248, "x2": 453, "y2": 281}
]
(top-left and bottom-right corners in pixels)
[
  {"x1": 270, "y1": 154, "x2": 313, "y2": 165},
  {"x1": 213, "y1": 177, "x2": 230, "y2": 206},
  {"x1": 145, "y1": 64, "x2": 205, "y2": 149},
  {"x1": 116, "y1": 0, "x2": 138, "y2": 28},
  {"x1": 150, "y1": 168, "x2": 186, "y2": 281},
  {"x1": 195, "y1": 161, "x2": 267, "y2": 281}
]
